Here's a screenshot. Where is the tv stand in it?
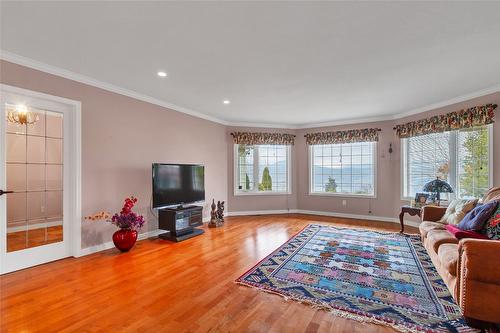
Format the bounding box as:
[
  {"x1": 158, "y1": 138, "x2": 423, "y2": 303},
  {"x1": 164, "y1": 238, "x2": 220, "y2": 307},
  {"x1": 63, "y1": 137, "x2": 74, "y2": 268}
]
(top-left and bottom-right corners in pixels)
[{"x1": 158, "y1": 205, "x2": 204, "y2": 242}]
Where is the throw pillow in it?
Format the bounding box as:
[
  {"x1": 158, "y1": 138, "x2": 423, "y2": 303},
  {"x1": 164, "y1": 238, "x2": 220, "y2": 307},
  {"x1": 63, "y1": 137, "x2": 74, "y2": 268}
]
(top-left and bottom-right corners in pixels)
[
  {"x1": 438, "y1": 199, "x2": 478, "y2": 225},
  {"x1": 485, "y1": 204, "x2": 500, "y2": 240},
  {"x1": 480, "y1": 187, "x2": 500, "y2": 204},
  {"x1": 457, "y1": 200, "x2": 499, "y2": 231},
  {"x1": 445, "y1": 224, "x2": 489, "y2": 240}
]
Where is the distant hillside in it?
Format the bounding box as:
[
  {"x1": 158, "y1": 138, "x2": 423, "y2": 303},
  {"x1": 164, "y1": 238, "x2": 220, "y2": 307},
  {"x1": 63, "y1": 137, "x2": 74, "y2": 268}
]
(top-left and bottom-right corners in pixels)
[{"x1": 242, "y1": 160, "x2": 374, "y2": 193}]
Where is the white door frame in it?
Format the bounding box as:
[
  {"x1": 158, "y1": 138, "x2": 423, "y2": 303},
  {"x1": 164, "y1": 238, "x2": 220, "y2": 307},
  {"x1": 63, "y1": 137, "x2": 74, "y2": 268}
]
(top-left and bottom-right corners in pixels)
[{"x1": 0, "y1": 84, "x2": 82, "y2": 274}]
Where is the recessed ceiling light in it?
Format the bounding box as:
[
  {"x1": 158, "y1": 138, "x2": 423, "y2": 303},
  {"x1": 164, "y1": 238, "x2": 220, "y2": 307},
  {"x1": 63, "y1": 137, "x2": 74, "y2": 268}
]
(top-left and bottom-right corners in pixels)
[
  {"x1": 223, "y1": 100, "x2": 230, "y2": 104},
  {"x1": 157, "y1": 71, "x2": 167, "y2": 77}
]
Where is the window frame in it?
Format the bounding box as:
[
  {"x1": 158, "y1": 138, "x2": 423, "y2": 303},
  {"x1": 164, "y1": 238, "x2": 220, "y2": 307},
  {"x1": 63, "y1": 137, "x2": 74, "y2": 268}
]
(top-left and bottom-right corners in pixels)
[
  {"x1": 233, "y1": 144, "x2": 292, "y2": 196},
  {"x1": 308, "y1": 142, "x2": 377, "y2": 198},
  {"x1": 400, "y1": 125, "x2": 493, "y2": 200}
]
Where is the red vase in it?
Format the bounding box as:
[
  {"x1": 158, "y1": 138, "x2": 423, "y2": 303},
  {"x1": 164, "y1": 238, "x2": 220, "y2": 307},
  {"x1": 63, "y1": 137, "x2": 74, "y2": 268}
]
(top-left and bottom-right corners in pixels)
[{"x1": 112, "y1": 229, "x2": 138, "y2": 252}]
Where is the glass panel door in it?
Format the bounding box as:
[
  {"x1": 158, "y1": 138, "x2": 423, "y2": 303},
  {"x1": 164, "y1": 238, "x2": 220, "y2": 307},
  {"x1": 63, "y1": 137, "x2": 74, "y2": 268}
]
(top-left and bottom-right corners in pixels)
[{"x1": 5, "y1": 104, "x2": 64, "y2": 252}]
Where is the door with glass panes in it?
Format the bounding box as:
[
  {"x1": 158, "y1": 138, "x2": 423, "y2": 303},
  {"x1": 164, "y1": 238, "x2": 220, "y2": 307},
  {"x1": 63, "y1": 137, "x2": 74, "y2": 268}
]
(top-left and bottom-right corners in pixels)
[{"x1": 1, "y1": 88, "x2": 76, "y2": 274}]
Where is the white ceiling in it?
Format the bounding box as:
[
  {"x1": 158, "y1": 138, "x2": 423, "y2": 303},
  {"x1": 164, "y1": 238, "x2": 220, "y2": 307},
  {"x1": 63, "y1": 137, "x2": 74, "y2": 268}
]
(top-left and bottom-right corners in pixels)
[{"x1": 1, "y1": 1, "x2": 500, "y2": 127}]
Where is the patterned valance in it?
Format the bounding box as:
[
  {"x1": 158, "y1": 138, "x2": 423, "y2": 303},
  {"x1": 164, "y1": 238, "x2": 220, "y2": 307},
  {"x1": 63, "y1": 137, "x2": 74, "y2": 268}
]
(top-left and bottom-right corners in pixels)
[
  {"x1": 305, "y1": 128, "x2": 381, "y2": 145},
  {"x1": 230, "y1": 132, "x2": 295, "y2": 145},
  {"x1": 394, "y1": 104, "x2": 497, "y2": 138}
]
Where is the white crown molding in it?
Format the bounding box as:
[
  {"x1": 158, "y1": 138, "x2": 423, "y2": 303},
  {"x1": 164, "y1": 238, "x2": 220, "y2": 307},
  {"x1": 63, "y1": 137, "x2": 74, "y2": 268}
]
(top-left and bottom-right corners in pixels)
[
  {"x1": 293, "y1": 114, "x2": 397, "y2": 129},
  {"x1": 2, "y1": 50, "x2": 499, "y2": 130},
  {"x1": 391, "y1": 84, "x2": 500, "y2": 121},
  {"x1": 0, "y1": 50, "x2": 230, "y2": 126}
]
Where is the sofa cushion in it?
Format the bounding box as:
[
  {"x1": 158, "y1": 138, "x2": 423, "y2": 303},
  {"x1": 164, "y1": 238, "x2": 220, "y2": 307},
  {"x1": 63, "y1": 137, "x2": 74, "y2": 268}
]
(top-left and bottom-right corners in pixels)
[
  {"x1": 457, "y1": 200, "x2": 498, "y2": 231},
  {"x1": 480, "y1": 186, "x2": 500, "y2": 204},
  {"x1": 419, "y1": 221, "x2": 446, "y2": 238},
  {"x1": 445, "y1": 224, "x2": 489, "y2": 240},
  {"x1": 438, "y1": 243, "x2": 459, "y2": 276},
  {"x1": 426, "y1": 229, "x2": 459, "y2": 252},
  {"x1": 438, "y1": 199, "x2": 477, "y2": 225}
]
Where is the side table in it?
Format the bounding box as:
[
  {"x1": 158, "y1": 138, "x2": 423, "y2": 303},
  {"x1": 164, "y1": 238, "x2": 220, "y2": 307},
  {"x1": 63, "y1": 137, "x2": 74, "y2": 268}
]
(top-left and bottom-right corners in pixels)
[{"x1": 399, "y1": 205, "x2": 421, "y2": 233}]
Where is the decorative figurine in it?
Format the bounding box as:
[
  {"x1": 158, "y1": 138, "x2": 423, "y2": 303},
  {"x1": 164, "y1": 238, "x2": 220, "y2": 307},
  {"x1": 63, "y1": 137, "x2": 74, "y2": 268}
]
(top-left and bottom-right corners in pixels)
[
  {"x1": 216, "y1": 201, "x2": 225, "y2": 222},
  {"x1": 209, "y1": 199, "x2": 225, "y2": 228}
]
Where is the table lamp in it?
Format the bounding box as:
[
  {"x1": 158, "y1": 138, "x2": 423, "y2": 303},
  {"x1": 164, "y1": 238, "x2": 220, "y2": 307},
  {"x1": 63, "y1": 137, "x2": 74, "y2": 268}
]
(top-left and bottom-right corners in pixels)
[{"x1": 423, "y1": 177, "x2": 453, "y2": 205}]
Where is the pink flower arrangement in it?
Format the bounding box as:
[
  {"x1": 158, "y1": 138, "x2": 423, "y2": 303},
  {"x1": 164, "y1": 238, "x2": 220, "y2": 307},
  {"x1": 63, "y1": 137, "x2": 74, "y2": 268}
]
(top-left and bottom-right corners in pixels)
[{"x1": 85, "y1": 196, "x2": 145, "y2": 231}]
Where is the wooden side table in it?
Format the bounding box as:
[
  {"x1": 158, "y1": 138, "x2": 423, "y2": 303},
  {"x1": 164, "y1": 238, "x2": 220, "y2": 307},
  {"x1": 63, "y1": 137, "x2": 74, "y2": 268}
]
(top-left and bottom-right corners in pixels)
[{"x1": 399, "y1": 205, "x2": 421, "y2": 233}]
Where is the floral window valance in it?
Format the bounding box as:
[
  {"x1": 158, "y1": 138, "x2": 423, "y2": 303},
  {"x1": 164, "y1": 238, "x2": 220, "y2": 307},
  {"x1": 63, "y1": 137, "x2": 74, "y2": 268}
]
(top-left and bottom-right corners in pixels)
[
  {"x1": 305, "y1": 128, "x2": 381, "y2": 145},
  {"x1": 230, "y1": 132, "x2": 295, "y2": 145},
  {"x1": 394, "y1": 104, "x2": 497, "y2": 138}
]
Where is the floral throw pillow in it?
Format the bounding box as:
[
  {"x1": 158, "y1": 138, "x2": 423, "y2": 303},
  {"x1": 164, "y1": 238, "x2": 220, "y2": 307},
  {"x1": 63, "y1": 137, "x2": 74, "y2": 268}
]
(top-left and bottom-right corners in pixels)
[{"x1": 486, "y1": 204, "x2": 500, "y2": 240}]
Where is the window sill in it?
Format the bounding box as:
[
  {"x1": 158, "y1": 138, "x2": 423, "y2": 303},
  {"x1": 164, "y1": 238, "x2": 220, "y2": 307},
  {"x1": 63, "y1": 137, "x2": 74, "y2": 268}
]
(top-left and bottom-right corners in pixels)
[
  {"x1": 234, "y1": 191, "x2": 292, "y2": 196},
  {"x1": 309, "y1": 192, "x2": 376, "y2": 199}
]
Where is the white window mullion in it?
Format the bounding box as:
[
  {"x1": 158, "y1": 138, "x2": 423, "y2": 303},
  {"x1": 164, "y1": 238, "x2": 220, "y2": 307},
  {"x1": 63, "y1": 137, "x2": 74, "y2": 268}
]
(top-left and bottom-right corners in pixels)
[
  {"x1": 253, "y1": 146, "x2": 259, "y2": 192},
  {"x1": 449, "y1": 131, "x2": 457, "y2": 200}
]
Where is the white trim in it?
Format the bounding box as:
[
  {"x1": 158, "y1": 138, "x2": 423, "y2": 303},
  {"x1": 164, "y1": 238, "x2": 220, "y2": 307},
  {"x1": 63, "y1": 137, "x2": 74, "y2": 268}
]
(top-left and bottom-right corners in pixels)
[
  {"x1": 79, "y1": 216, "x2": 211, "y2": 257},
  {"x1": 2, "y1": 50, "x2": 499, "y2": 130},
  {"x1": 227, "y1": 209, "x2": 297, "y2": 216},
  {"x1": 0, "y1": 84, "x2": 82, "y2": 273},
  {"x1": 227, "y1": 209, "x2": 421, "y2": 228},
  {"x1": 0, "y1": 50, "x2": 229, "y2": 126},
  {"x1": 234, "y1": 192, "x2": 292, "y2": 196},
  {"x1": 80, "y1": 229, "x2": 164, "y2": 256},
  {"x1": 488, "y1": 124, "x2": 494, "y2": 189},
  {"x1": 308, "y1": 193, "x2": 377, "y2": 199}
]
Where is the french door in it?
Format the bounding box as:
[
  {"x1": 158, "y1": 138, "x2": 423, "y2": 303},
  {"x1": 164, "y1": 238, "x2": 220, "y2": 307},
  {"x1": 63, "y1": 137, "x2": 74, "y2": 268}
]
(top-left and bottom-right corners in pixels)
[{"x1": 0, "y1": 85, "x2": 81, "y2": 274}]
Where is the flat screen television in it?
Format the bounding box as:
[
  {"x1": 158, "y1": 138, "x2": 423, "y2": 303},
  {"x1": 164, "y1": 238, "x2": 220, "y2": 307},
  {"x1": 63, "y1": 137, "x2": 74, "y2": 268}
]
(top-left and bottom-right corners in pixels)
[{"x1": 152, "y1": 163, "x2": 205, "y2": 208}]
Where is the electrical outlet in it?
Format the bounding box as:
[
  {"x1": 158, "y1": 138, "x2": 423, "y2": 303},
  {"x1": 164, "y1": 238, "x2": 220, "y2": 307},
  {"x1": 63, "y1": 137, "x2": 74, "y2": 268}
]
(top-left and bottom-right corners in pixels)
[{"x1": 342, "y1": 200, "x2": 347, "y2": 207}]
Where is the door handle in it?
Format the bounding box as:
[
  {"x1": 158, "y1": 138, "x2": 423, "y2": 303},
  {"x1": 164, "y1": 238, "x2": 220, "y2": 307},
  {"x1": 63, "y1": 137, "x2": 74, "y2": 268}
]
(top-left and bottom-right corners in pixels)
[{"x1": 0, "y1": 190, "x2": 14, "y2": 196}]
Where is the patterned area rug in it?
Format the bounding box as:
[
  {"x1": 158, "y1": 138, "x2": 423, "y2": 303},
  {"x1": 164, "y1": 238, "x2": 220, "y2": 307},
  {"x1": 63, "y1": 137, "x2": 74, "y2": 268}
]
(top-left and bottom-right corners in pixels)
[{"x1": 236, "y1": 224, "x2": 477, "y2": 333}]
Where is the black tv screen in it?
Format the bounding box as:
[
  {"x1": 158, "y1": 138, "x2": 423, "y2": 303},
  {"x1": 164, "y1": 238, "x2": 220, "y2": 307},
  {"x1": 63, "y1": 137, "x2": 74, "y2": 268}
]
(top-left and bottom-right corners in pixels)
[{"x1": 152, "y1": 163, "x2": 205, "y2": 208}]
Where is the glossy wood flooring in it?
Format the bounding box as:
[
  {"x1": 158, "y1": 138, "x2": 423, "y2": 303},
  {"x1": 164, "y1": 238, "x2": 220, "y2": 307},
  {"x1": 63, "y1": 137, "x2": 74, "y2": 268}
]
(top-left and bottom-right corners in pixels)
[{"x1": 1, "y1": 214, "x2": 418, "y2": 333}]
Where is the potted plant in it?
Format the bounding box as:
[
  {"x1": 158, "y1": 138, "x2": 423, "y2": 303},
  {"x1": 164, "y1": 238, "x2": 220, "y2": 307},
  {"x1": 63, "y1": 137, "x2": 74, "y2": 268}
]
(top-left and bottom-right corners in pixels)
[{"x1": 85, "y1": 196, "x2": 145, "y2": 252}]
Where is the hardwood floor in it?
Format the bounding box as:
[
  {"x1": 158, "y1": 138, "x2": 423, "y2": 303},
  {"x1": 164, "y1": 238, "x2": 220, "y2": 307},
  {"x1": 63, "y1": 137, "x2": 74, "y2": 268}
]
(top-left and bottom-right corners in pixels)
[{"x1": 1, "y1": 214, "x2": 418, "y2": 333}]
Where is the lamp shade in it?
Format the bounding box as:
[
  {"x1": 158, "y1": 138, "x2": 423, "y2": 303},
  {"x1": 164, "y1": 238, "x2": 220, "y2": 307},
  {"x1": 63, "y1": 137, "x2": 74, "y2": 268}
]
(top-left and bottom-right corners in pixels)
[
  {"x1": 423, "y1": 178, "x2": 453, "y2": 194},
  {"x1": 423, "y1": 178, "x2": 453, "y2": 203}
]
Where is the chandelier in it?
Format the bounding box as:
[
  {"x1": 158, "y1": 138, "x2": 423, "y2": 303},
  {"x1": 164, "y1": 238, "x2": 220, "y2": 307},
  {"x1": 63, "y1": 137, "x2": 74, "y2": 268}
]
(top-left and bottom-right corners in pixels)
[{"x1": 7, "y1": 104, "x2": 39, "y2": 125}]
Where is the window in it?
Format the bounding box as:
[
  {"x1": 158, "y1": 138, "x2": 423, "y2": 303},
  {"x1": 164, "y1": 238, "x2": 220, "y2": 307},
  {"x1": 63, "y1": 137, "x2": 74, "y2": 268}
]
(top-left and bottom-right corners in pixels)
[
  {"x1": 309, "y1": 142, "x2": 376, "y2": 196},
  {"x1": 235, "y1": 144, "x2": 291, "y2": 194},
  {"x1": 402, "y1": 125, "x2": 491, "y2": 199}
]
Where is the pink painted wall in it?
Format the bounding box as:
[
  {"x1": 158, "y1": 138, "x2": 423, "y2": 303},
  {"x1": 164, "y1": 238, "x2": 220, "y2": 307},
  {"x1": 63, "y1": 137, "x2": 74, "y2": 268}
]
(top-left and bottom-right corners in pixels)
[
  {"x1": 228, "y1": 92, "x2": 500, "y2": 222},
  {"x1": 0, "y1": 60, "x2": 228, "y2": 249},
  {"x1": 296, "y1": 120, "x2": 397, "y2": 218},
  {"x1": 295, "y1": 92, "x2": 500, "y2": 220},
  {"x1": 2, "y1": 59, "x2": 498, "y2": 245}
]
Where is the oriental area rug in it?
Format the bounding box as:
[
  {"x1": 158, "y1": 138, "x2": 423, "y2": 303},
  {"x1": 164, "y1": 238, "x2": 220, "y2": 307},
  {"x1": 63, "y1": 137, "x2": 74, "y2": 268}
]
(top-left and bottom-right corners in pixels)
[{"x1": 236, "y1": 224, "x2": 477, "y2": 333}]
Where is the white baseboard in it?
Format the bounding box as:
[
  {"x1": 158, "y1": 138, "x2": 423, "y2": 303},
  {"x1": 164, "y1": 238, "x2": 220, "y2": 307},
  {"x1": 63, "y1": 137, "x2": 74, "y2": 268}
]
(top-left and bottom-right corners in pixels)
[
  {"x1": 227, "y1": 209, "x2": 421, "y2": 228},
  {"x1": 227, "y1": 209, "x2": 299, "y2": 216},
  {"x1": 79, "y1": 211, "x2": 419, "y2": 257},
  {"x1": 79, "y1": 229, "x2": 164, "y2": 256},
  {"x1": 79, "y1": 217, "x2": 211, "y2": 257}
]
